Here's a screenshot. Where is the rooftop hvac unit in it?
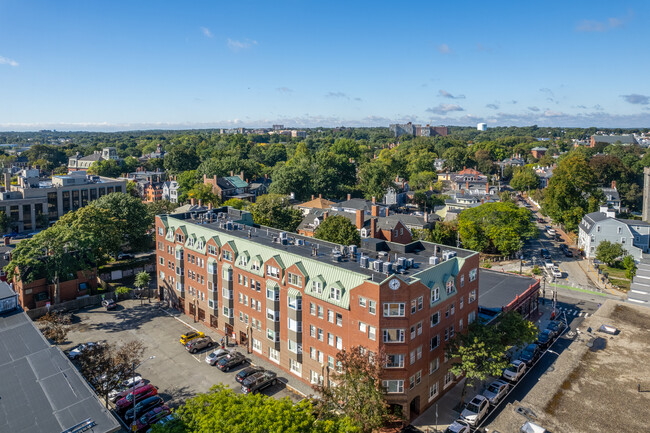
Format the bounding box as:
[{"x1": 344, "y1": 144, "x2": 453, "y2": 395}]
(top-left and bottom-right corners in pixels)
[
  {"x1": 405, "y1": 258, "x2": 414, "y2": 268},
  {"x1": 281, "y1": 238, "x2": 288, "y2": 245},
  {"x1": 296, "y1": 239, "x2": 304, "y2": 246},
  {"x1": 279, "y1": 231, "x2": 288, "y2": 240},
  {"x1": 349, "y1": 245, "x2": 357, "y2": 255},
  {"x1": 429, "y1": 256, "x2": 440, "y2": 265},
  {"x1": 225, "y1": 221, "x2": 233, "y2": 230},
  {"x1": 442, "y1": 251, "x2": 457, "y2": 261},
  {"x1": 383, "y1": 262, "x2": 393, "y2": 274},
  {"x1": 360, "y1": 256, "x2": 369, "y2": 268},
  {"x1": 397, "y1": 257, "x2": 406, "y2": 268},
  {"x1": 373, "y1": 260, "x2": 382, "y2": 272}
]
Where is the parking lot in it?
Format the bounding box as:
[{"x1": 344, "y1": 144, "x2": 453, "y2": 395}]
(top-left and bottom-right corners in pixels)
[{"x1": 60, "y1": 299, "x2": 304, "y2": 410}]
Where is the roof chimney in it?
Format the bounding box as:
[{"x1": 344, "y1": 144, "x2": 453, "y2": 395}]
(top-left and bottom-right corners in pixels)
[
  {"x1": 191, "y1": 198, "x2": 196, "y2": 206},
  {"x1": 372, "y1": 196, "x2": 376, "y2": 204},
  {"x1": 208, "y1": 202, "x2": 213, "y2": 210},
  {"x1": 347, "y1": 193, "x2": 351, "y2": 201},
  {"x1": 203, "y1": 174, "x2": 207, "y2": 181},
  {"x1": 230, "y1": 170, "x2": 234, "y2": 177},
  {"x1": 486, "y1": 182, "x2": 490, "y2": 194},
  {"x1": 198, "y1": 200, "x2": 202, "y2": 207},
  {"x1": 323, "y1": 211, "x2": 329, "y2": 220},
  {"x1": 319, "y1": 194, "x2": 322, "y2": 199},
  {"x1": 240, "y1": 171, "x2": 244, "y2": 180},
  {"x1": 356, "y1": 209, "x2": 364, "y2": 229},
  {"x1": 611, "y1": 180, "x2": 617, "y2": 189},
  {"x1": 466, "y1": 181, "x2": 469, "y2": 190},
  {"x1": 311, "y1": 195, "x2": 315, "y2": 200},
  {"x1": 371, "y1": 205, "x2": 379, "y2": 217},
  {"x1": 370, "y1": 217, "x2": 377, "y2": 238}
]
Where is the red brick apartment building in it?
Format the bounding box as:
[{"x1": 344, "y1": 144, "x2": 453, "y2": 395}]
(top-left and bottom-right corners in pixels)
[{"x1": 155, "y1": 207, "x2": 479, "y2": 419}]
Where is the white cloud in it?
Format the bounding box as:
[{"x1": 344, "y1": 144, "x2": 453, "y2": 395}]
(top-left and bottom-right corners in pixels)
[
  {"x1": 621, "y1": 94, "x2": 649, "y2": 105},
  {"x1": 226, "y1": 38, "x2": 258, "y2": 52},
  {"x1": 426, "y1": 104, "x2": 464, "y2": 114},
  {"x1": 0, "y1": 56, "x2": 18, "y2": 67},
  {"x1": 276, "y1": 87, "x2": 293, "y2": 94},
  {"x1": 439, "y1": 90, "x2": 465, "y2": 99},
  {"x1": 437, "y1": 43, "x2": 451, "y2": 54},
  {"x1": 201, "y1": 27, "x2": 213, "y2": 38},
  {"x1": 576, "y1": 12, "x2": 630, "y2": 32},
  {"x1": 325, "y1": 91, "x2": 347, "y2": 98}
]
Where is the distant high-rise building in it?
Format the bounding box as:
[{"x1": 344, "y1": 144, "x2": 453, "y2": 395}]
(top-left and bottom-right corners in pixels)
[
  {"x1": 477, "y1": 123, "x2": 487, "y2": 131},
  {"x1": 390, "y1": 122, "x2": 448, "y2": 138},
  {"x1": 272, "y1": 124, "x2": 284, "y2": 130}
]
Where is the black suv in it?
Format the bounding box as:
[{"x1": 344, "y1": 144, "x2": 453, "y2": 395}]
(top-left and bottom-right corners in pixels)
[
  {"x1": 124, "y1": 395, "x2": 164, "y2": 422},
  {"x1": 537, "y1": 329, "x2": 554, "y2": 349},
  {"x1": 520, "y1": 343, "x2": 540, "y2": 366},
  {"x1": 241, "y1": 371, "x2": 278, "y2": 394},
  {"x1": 216, "y1": 351, "x2": 248, "y2": 371},
  {"x1": 236, "y1": 366, "x2": 265, "y2": 383},
  {"x1": 547, "y1": 320, "x2": 566, "y2": 335},
  {"x1": 540, "y1": 248, "x2": 551, "y2": 259}
]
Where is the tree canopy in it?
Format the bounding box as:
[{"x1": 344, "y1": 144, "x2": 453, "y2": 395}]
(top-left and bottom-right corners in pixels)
[
  {"x1": 249, "y1": 194, "x2": 303, "y2": 232},
  {"x1": 595, "y1": 240, "x2": 627, "y2": 265},
  {"x1": 510, "y1": 166, "x2": 540, "y2": 192},
  {"x1": 314, "y1": 215, "x2": 361, "y2": 246},
  {"x1": 457, "y1": 202, "x2": 537, "y2": 255}
]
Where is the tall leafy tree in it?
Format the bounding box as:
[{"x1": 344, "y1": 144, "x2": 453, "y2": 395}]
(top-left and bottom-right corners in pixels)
[
  {"x1": 269, "y1": 162, "x2": 314, "y2": 201},
  {"x1": 164, "y1": 145, "x2": 199, "y2": 174},
  {"x1": 314, "y1": 215, "x2": 361, "y2": 246},
  {"x1": 357, "y1": 160, "x2": 393, "y2": 201},
  {"x1": 510, "y1": 166, "x2": 540, "y2": 192},
  {"x1": 93, "y1": 192, "x2": 151, "y2": 251},
  {"x1": 249, "y1": 194, "x2": 303, "y2": 232},
  {"x1": 150, "y1": 384, "x2": 358, "y2": 433},
  {"x1": 595, "y1": 240, "x2": 626, "y2": 265},
  {"x1": 314, "y1": 346, "x2": 389, "y2": 433}
]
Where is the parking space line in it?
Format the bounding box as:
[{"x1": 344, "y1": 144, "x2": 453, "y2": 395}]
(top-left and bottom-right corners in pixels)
[{"x1": 158, "y1": 306, "x2": 201, "y2": 333}]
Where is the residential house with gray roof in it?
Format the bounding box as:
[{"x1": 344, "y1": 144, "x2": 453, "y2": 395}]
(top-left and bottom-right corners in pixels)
[{"x1": 578, "y1": 208, "x2": 650, "y2": 261}]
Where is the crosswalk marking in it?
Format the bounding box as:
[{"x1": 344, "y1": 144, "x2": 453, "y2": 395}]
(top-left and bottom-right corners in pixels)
[{"x1": 555, "y1": 307, "x2": 590, "y2": 318}]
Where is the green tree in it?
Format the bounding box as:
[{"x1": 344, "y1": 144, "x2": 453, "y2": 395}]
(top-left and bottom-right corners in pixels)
[
  {"x1": 223, "y1": 198, "x2": 246, "y2": 210},
  {"x1": 314, "y1": 215, "x2": 361, "y2": 246},
  {"x1": 446, "y1": 321, "x2": 510, "y2": 405},
  {"x1": 409, "y1": 171, "x2": 439, "y2": 190},
  {"x1": 134, "y1": 271, "x2": 151, "y2": 291},
  {"x1": 622, "y1": 255, "x2": 637, "y2": 279},
  {"x1": 186, "y1": 183, "x2": 218, "y2": 205},
  {"x1": 176, "y1": 170, "x2": 199, "y2": 203},
  {"x1": 93, "y1": 192, "x2": 151, "y2": 251},
  {"x1": 146, "y1": 200, "x2": 177, "y2": 221},
  {"x1": 164, "y1": 145, "x2": 198, "y2": 174},
  {"x1": 269, "y1": 162, "x2": 313, "y2": 201},
  {"x1": 357, "y1": 160, "x2": 393, "y2": 201},
  {"x1": 87, "y1": 159, "x2": 122, "y2": 178},
  {"x1": 413, "y1": 221, "x2": 458, "y2": 247},
  {"x1": 314, "y1": 346, "x2": 389, "y2": 433},
  {"x1": 249, "y1": 194, "x2": 303, "y2": 232},
  {"x1": 457, "y1": 202, "x2": 537, "y2": 255},
  {"x1": 595, "y1": 240, "x2": 626, "y2": 265},
  {"x1": 496, "y1": 311, "x2": 538, "y2": 348},
  {"x1": 150, "y1": 384, "x2": 358, "y2": 433},
  {"x1": 510, "y1": 166, "x2": 540, "y2": 192},
  {"x1": 542, "y1": 153, "x2": 597, "y2": 232}
]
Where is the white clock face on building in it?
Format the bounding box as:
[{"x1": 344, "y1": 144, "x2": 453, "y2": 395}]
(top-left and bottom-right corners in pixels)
[{"x1": 389, "y1": 278, "x2": 401, "y2": 290}]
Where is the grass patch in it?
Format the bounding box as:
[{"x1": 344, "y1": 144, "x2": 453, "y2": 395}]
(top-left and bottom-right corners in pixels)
[{"x1": 600, "y1": 264, "x2": 631, "y2": 291}]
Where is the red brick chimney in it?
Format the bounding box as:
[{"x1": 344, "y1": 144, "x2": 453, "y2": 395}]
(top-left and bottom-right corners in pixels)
[
  {"x1": 230, "y1": 170, "x2": 234, "y2": 176},
  {"x1": 465, "y1": 181, "x2": 469, "y2": 189},
  {"x1": 240, "y1": 171, "x2": 244, "y2": 180},
  {"x1": 319, "y1": 194, "x2": 322, "y2": 199},
  {"x1": 372, "y1": 196, "x2": 376, "y2": 204},
  {"x1": 198, "y1": 200, "x2": 202, "y2": 207},
  {"x1": 611, "y1": 180, "x2": 617, "y2": 189},
  {"x1": 347, "y1": 193, "x2": 351, "y2": 201},
  {"x1": 486, "y1": 182, "x2": 490, "y2": 194},
  {"x1": 203, "y1": 174, "x2": 207, "y2": 181},
  {"x1": 311, "y1": 195, "x2": 315, "y2": 200},
  {"x1": 370, "y1": 217, "x2": 377, "y2": 238},
  {"x1": 371, "y1": 205, "x2": 379, "y2": 217},
  {"x1": 208, "y1": 202, "x2": 213, "y2": 210},
  {"x1": 323, "y1": 211, "x2": 329, "y2": 220},
  {"x1": 355, "y1": 209, "x2": 364, "y2": 229},
  {"x1": 191, "y1": 198, "x2": 196, "y2": 206}
]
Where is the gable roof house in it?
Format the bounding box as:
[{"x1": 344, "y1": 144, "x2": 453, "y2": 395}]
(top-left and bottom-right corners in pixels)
[
  {"x1": 204, "y1": 171, "x2": 255, "y2": 201},
  {"x1": 578, "y1": 208, "x2": 650, "y2": 261}
]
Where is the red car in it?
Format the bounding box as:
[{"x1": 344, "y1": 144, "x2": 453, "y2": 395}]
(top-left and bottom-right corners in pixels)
[
  {"x1": 134, "y1": 405, "x2": 171, "y2": 432},
  {"x1": 115, "y1": 384, "x2": 158, "y2": 412}
]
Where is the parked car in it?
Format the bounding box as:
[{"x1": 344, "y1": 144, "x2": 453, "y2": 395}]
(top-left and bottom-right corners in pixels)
[
  {"x1": 236, "y1": 366, "x2": 265, "y2": 383},
  {"x1": 68, "y1": 342, "x2": 99, "y2": 359},
  {"x1": 102, "y1": 299, "x2": 117, "y2": 310},
  {"x1": 116, "y1": 384, "x2": 158, "y2": 411},
  {"x1": 241, "y1": 370, "x2": 278, "y2": 394},
  {"x1": 544, "y1": 258, "x2": 554, "y2": 268},
  {"x1": 216, "y1": 351, "x2": 248, "y2": 371},
  {"x1": 444, "y1": 419, "x2": 471, "y2": 433},
  {"x1": 540, "y1": 248, "x2": 551, "y2": 259},
  {"x1": 460, "y1": 395, "x2": 490, "y2": 426},
  {"x1": 483, "y1": 380, "x2": 510, "y2": 405},
  {"x1": 520, "y1": 343, "x2": 541, "y2": 366},
  {"x1": 537, "y1": 329, "x2": 555, "y2": 350},
  {"x1": 546, "y1": 320, "x2": 566, "y2": 335},
  {"x1": 146, "y1": 414, "x2": 175, "y2": 432},
  {"x1": 537, "y1": 217, "x2": 545, "y2": 224},
  {"x1": 205, "y1": 348, "x2": 231, "y2": 366},
  {"x1": 502, "y1": 360, "x2": 527, "y2": 382},
  {"x1": 134, "y1": 405, "x2": 171, "y2": 432},
  {"x1": 554, "y1": 233, "x2": 562, "y2": 241},
  {"x1": 179, "y1": 331, "x2": 205, "y2": 345},
  {"x1": 551, "y1": 266, "x2": 562, "y2": 278},
  {"x1": 185, "y1": 336, "x2": 214, "y2": 353},
  {"x1": 124, "y1": 395, "x2": 164, "y2": 422},
  {"x1": 563, "y1": 248, "x2": 573, "y2": 257},
  {"x1": 108, "y1": 375, "x2": 144, "y2": 402}
]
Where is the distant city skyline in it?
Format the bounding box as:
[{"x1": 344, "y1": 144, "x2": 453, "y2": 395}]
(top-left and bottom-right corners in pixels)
[{"x1": 1, "y1": 1, "x2": 649, "y2": 131}]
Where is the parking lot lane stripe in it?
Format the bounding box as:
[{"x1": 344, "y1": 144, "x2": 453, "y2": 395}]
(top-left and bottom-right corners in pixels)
[{"x1": 158, "y1": 306, "x2": 201, "y2": 332}]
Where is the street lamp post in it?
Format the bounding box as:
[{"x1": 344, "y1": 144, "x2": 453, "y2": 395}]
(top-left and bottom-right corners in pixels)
[{"x1": 131, "y1": 356, "x2": 155, "y2": 432}]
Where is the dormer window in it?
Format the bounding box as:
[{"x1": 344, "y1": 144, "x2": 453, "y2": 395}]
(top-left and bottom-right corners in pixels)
[
  {"x1": 312, "y1": 281, "x2": 323, "y2": 294},
  {"x1": 251, "y1": 260, "x2": 260, "y2": 271},
  {"x1": 267, "y1": 265, "x2": 280, "y2": 279},
  {"x1": 241, "y1": 256, "x2": 248, "y2": 266},
  {"x1": 330, "y1": 287, "x2": 341, "y2": 301},
  {"x1": 222, "y1": 250, "x2": 233, "y2": 261},
  {"x1": 446, "y1": 281, "x2": 454, "y2": 294}
]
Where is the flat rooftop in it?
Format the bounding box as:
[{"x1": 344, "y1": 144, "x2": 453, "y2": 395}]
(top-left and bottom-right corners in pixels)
[
  {"x1": 478, "y1": 269, "x2": 539, "y2": 311},
  {"x1": 0, "y1": 309, "x2": 120, "y2": 433},
  {"x1": 486, "y1": 300, "x2": 650, "y2": 433},
  {"x1": 171, "y1": 207, "x2": 477, "y2": 280}
]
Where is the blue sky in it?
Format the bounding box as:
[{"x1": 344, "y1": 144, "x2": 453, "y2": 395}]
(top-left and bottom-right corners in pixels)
[{"x1": 0, "y1": 1, "x2": 649, "y2": 131}]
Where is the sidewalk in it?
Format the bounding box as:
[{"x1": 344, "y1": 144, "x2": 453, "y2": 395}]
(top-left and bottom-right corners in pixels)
[{"x1": 411, "y1": 304, "x2": 557, "y2": 432}]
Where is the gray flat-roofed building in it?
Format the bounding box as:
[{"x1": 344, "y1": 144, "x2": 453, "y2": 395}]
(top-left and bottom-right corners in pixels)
[
  {"x1": 0, "y1": 309, "x2": 120, "y2": 433},
  {"x1": 479, "y1": 269, "x2": 540, "y2": 322},
  {"x1": 0, "y1": 281, "x2": 17, "y2": 313}
]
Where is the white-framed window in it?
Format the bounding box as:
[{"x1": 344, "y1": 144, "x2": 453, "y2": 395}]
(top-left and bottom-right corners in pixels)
[
  {"x1": 269, "y1": 347, "x2": 280, "y2": 363},
  {"x1": 267, "y1": 328, "x2": 280, "y2": 342},
  {"x1": 239, "y1": 311, "x2": 244, "y2": 322},
  {"x1": 383, "y1": 329, "x2": 405, "y2": 343},
  {"x1": 252, "y1": 337, "x2": 262, "y2": 353},
  {"x1": 317, "y1": 305, "x2": 324, "y2": 319},
  {"x1": 222, "y1": 287, "x2": 233, "y2": 299},
  {"x1": 368, "y1": 326, "x2": 376, "y2": 341},
  {"x1": 158, "y1": 227, "x2": 164, "y2": 236},
  {"x1": 266, "y1": 265, "x2": 280, "y2": 278},
  {"x1": 469, "y1": 290, "x2": 476, "y2": 303},
  {"x1": 386, "y1": 354, "x2": 405, "y2": 368},
  {"x1": 418, "y1": 296, "x2": 423, "y2": 310},
  {"x1": 159, "y1": 256, "x2": 164, "y2": 265},
  {"x1": 159, "y1": 271, "x2": 165, "y2": 280},
  {"x1": 431, "y1": 287, "x2": 440, "y2": 305},
  {"x1": 330, "y1": 287, "x2": 341, "y2": 301},
  {"x1": 310, "y1": 302, "x2": 316, "y2": 316},
  {"x1": 336, "y1": 336, "x2": 342, "y2": 350},
  {"x1": 328, "y1": 355, "x2": 335, "y2": 369},
  {"x1": 327, "y1": 310, "x2": 334, "y2": 323},
  {"x1": 410, "y1": 324, "x2": 416, "y2": 340},
  {"x1": 289, "y1": 359, "x2": 301, "y2": 375},
  {"x1": 336, "y1": 313, "x2": 342, "y2": 326},
  {"x1": 459, "y1": 318, "x2": 464, "y2": 331},
  {"x1": 222, "y1": 306, "x2": 233, "y2": 318},
  {"x1": 469, "y1": 268, "x2": 477, "y2": 282},
  {"x1": 288, "y1": 339, "x2": 302, "y2": 354},
  {"x1": 240, "y1": 255, "x2": 248, "y2": 266},
  {"x1": 288, "y1": 318, "x2": 302, "y2": 333},
  {"x1": 459, "y1": 296, "x2": 464, "y2": 310},
  {"x1": 444, "y1": 371, "x2": 454, "y2": 388},
  {"x1": 417, "y1": 322, "x2": 423, "y2": 336},
  {"x1": 328, "y1": 333, "x2": 334, "y2": 346},
  {"x1": 369, "y1": 300, "x2": 376, "y2": 315},
  {"x1": 430, "y1": 335, "x2": 439, "y2": 350},
  {"x1": 429, "y1": 357, "x2": 440, "y2": 374},
  {"x1": 383, "y1": 380, "x2": 404, "y2": 393},
  {"x1": 410, "y1": 349, "x2": 416, "y2": 365},
  {"x1": 460, "y1": 274, "x2": 465, "y2": 287},
  {"x1": 429, "y1": 382, "x2": 439, "y2": 401},
  {"x1": 266, "y1": 308, "x2": 280, "y2": 322},
  {"x1": 310, "y1": 325, "x2": 316, "y2": 337},
  {"x1": 208, "y1": 245, "x2": 218, "y2": 256},
  {"x1": 288, "y1": 272, "x2": 302, "y2": 286},
  {"x1": 446, "y1": 280, "x2": 454, "y2": 294},
  {"x1": 312, "y1": 280, "x2": 323, "y2": 294},
  {"x1": 317, "y1": 328, "x2": 324, "y2": 341},
  {"x1": 208, "y1": 299, "x2": 215, "y2": 309},
  {"x1": 359, "y1": 322, "x2": 367, "y2": 333},
  {"x1": 383, "y1": 303, "x2": 405, "y2": 317},
  {"x1": 266, "y1": 287, "x2": 279, "y2": 301},
  {"x1": 288, "y1": 297, "x2": 302, "y2": 310},
  {"x1": 310, "y1": 370, "x2": 323, "y2": 385},
  {"x1": 411, "y1": 299, "x2": 417, "y2": 314},
  {"x1": 430, "y1": 311, "x2": 440, "y2": 327},
  {"x1": 359, "y1": 296, "x2": 367, "y2": 307},
  {"x1": 222, "y1": 250, "x2": 233, "y2": 261},
  {"x1": 251, "y1": 260, "x2": 261, "y2": 271}
]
